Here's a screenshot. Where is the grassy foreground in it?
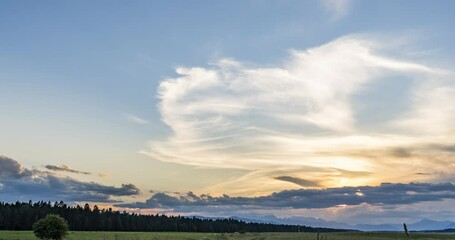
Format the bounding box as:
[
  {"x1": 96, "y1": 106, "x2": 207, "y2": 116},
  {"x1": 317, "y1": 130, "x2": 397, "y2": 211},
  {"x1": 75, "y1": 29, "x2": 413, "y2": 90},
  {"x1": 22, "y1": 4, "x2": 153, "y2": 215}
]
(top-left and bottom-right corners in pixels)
[{"x1": 0, "y1": 231, "x2": 455, "y2": 240}]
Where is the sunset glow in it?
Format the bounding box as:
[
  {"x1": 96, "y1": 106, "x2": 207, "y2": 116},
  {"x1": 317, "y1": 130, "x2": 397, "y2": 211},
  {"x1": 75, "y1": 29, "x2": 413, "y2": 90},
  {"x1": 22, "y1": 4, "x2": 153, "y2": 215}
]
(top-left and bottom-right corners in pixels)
[{"x1": 1, "y1": 0, "x2": 455, "y2": 228}]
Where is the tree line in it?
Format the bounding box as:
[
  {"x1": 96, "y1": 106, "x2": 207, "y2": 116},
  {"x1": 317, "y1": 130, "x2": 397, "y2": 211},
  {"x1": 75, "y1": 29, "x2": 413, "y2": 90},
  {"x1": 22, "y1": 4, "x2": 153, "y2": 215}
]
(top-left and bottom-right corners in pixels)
[{"x1": 0, "y1": 201, "x2": 348, "y2": 233}]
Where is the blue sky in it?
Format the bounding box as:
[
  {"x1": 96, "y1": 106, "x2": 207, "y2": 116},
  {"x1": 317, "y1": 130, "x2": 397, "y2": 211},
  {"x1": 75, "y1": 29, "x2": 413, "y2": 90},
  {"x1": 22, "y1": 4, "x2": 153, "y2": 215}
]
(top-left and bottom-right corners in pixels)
[{"x1": 1, "y1": 0, "x2": 455, "y2": 226}]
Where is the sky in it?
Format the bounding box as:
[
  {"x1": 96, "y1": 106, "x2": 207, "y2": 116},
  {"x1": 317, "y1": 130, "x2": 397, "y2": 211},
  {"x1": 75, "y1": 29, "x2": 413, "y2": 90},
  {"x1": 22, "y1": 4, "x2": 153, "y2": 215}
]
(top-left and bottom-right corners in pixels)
[{"x1": 1, "y1": 0, "x2": 455, "y2": 226}]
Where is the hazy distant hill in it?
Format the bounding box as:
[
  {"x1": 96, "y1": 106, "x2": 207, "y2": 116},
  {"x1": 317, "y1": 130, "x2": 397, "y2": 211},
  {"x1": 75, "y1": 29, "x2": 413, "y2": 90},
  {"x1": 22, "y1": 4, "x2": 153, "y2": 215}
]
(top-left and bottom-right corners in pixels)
[
  {"x1": 220, "y1": 215, "x2": 455, "y2": 232},
  {"x1": 409, "y1": 219, "x2": 455, "y2": 231}
]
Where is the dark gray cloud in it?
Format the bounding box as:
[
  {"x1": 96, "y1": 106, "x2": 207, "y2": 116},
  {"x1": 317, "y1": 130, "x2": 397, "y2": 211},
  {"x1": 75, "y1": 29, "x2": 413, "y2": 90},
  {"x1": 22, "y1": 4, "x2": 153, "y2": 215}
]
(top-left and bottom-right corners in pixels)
[
  {"x1": 0, "y1": 155, "x2": 139, "y2": 203},
  {"x1": 433, "y1": 144, "x2": 455, "y2": 153},
  {"x1": 117, "y1": 182, "x2": 455, "y2": 211},
  {"x1": 390, "y1": 148, "x2": 413, "y2": 158},
  {"x1": 391, "y1": 144, "x2": 455, "y2": 157},
  {"x1": 416, "y1": 172, "x2": 431, "y2": 176},
  {"x1": 0, "y1": 155, "x2": 33, "y2": 179},
  {"x1": 44, "y1": 164, "x2": 91, "y2": 175},
  {"x1": 274, "y1": 176, "x2": 321, "y2": 187}
]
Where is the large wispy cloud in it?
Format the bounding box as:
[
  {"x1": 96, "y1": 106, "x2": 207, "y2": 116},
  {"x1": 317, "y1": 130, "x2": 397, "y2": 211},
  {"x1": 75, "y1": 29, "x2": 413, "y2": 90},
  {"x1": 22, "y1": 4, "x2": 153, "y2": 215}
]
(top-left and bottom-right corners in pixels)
[
  {"x1": 0, "y1": 155, "x2": 140, "y2": 203},
  {"x1": 144, "y1": 35, "x2": 454, "y2": 195}
]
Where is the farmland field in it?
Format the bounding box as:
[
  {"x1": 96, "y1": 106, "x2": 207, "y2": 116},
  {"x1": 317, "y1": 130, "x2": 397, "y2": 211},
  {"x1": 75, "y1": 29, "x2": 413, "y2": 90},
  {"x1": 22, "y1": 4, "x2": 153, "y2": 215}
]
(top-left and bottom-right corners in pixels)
[{"x1": 0, "y1": 231, "x2": 454, "y2": 240}]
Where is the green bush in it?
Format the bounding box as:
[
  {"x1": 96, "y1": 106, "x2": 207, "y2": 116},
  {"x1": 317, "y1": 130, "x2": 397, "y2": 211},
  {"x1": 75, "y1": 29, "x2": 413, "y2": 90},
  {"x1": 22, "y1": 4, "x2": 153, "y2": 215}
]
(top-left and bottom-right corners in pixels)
[{"x1": 33, "y1": 214, "x2": 69, "y2": 240}]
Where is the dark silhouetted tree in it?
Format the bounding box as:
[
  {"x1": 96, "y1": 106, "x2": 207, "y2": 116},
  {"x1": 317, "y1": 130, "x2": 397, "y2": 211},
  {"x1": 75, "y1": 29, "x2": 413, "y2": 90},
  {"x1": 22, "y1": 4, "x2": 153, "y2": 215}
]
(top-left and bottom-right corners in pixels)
[
  {"x1": 0, "y1": 201, "x2": 353, "y2": 233},
  {"x1": 404, "y1": 223, "x2": 409, "y2": 237}
]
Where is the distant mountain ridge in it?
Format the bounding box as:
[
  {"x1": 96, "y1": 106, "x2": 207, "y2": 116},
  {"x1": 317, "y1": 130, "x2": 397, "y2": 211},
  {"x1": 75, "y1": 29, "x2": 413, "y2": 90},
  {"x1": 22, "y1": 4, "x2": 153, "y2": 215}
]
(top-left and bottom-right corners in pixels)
[
  {"x1": 201, "y1": 215, "x2": 455, "y2": 232},
  {"x1": 409, "y1": 219, "x2": 455, "y2": 231}
]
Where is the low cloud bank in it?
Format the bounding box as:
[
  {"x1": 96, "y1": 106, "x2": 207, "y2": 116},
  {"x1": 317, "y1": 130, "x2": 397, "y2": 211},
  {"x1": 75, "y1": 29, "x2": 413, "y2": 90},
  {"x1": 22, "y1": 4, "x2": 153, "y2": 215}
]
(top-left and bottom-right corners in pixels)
[
  {"x1": 0, "y1": 155, "x2": 139, "y2": 203},
  {"x1": 118, "y1": 182, "x2": 455, "y2": 211}
]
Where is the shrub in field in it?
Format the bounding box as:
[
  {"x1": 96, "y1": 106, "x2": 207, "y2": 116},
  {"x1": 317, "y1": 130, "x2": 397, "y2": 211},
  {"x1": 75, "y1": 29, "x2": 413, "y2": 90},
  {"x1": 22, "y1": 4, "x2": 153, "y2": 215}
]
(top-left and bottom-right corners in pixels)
[{"x1": 33, "y1": 214, "x2": 69, "y2": 240}]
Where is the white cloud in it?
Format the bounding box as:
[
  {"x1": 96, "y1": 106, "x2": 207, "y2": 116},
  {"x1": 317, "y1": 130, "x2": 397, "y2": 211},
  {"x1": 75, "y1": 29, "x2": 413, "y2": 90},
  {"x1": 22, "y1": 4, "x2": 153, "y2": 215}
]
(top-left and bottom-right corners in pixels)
[
  {"x1": 392, "y1": 79, "x2": 455, "y2": 136},
  {"x1": 144, "y1": 35, "x2": 453, "y2": 195}
]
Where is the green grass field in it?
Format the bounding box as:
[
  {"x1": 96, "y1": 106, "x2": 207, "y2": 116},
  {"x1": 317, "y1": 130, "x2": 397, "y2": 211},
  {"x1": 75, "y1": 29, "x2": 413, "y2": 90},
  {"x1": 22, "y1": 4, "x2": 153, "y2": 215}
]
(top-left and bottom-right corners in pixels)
[{"x1": 0, "y1": 231, "x2": 454, "y2": 240}]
